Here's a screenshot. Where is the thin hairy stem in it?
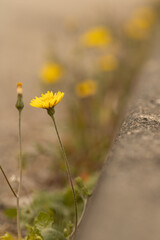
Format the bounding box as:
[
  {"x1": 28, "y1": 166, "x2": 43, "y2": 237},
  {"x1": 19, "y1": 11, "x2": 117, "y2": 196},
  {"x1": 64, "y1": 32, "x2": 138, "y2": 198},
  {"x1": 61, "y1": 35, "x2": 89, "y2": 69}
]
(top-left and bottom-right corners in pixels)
[
  {"x1": 0, "y1": 166, "x2": 17, "y2": 198},
  {"x1": 17, "y1": 110, "x2": 22, "y2": 240},
  {"x1": 68, "y1": 197, "x2": 87, "y2": 240},
  {"x1": 77, "y1": 198, "x2": 87, "y2": 226},
  {"x1": 17, "y1": 197, "x2": 21, "y2": 240},
  {"x1": 18, "y1": 111, "x2": 23, "y2": 196},
  {"x1": 51, "y1": 115, "x2": 78, "y2": 234}
]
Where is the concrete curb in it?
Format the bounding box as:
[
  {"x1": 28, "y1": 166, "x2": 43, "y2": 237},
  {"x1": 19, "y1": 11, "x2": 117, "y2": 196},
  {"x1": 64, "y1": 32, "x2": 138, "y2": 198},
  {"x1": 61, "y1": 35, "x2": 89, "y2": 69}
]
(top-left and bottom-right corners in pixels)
[{"x1": 75, "y1": 34, "x2": 160, "y2": 240}]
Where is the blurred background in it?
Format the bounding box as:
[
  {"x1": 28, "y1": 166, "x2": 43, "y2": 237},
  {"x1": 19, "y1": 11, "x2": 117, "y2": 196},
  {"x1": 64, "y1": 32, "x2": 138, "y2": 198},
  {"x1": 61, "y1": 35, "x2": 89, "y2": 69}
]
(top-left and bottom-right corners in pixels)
[{"x1": 0, "y1": 0, "x2": 159, "y2": 237}]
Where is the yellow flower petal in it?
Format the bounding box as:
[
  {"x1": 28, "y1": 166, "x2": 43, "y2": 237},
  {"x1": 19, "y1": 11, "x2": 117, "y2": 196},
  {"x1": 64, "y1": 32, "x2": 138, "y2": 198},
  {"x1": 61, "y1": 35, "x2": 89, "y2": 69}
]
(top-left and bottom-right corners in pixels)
[{"x1": 30, "y1": 91, "x2": 64, "y2": 109}]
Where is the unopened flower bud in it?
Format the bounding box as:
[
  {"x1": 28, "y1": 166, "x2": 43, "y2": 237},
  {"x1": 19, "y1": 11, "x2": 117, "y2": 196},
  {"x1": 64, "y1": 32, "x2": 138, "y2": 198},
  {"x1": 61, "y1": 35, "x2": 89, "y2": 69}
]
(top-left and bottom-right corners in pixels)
[
  {"x1": 17, "y1": 82, "x2": 23, "y2": 95},
  {"x1": 16, "y1": 82, "x2": 24, "y2": 111}
]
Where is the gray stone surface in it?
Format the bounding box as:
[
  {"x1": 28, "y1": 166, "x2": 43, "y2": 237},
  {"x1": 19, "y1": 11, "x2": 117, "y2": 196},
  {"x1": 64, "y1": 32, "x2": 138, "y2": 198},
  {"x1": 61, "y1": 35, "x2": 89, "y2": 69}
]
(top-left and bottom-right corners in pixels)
[{"x1": 75, "y1": 33, "x2": 160, "y2": 240}]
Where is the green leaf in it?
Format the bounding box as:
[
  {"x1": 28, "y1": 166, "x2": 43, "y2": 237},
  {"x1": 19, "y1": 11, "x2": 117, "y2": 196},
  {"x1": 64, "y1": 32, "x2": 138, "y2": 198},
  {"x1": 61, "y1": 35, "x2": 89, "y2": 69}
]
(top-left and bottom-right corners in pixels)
[
  {"x1": 4, "y1": 208, "x2": 17, "y2": 219},
  {"x1": 41, "y1": 228, "x2": 66, "y2": 240},
  {"x1": 35, "y1": 212, "x2": 54, "y2": 230},
  {"x1": 75, "y1": 177, "x2": 91, "y2": 198},
  {"x1": 75, "y1": 177, "x2": 84, "y2": 188},
  {"x1": 26, "y1": 225, "x2": 43, "y2": 240},
  {"x1": 63, "y1": 188, "x2": 74, "y2": 206}
]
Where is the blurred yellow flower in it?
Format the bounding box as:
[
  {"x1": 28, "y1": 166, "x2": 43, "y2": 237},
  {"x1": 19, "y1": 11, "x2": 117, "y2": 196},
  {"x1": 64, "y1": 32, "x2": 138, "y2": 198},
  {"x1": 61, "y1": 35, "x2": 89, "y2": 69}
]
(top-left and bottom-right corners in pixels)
[
  {"x1": 30, "y1": 91, "x2": 64, "y2": 109},
  {"x1": 98, "y1": 54, "x2": 118, "y2": 72},
  {"x1": 76, "y1": 80, "x2": 97, "y2": 98},
  {"x1": 81, "y1": 27, "x2": 112, "y2": 47},
  {"x1": 40, "y1": 63, "x2": 63, "y2": 83},
  {"x1": 125, "y1": 7, "x2": 156, "y2": 40}
]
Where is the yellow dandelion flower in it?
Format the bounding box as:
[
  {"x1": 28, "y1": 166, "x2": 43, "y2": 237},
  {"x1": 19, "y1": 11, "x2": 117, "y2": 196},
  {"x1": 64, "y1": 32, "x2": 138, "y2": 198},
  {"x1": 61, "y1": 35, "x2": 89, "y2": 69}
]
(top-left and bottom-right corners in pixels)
[
  {"x1": 30, "y1": 90, "x2": 77, "y2": 228},
  {"x1": 30, "y1": 91, "x2": 64, "y2": 109},
  {"x1": 98, "y1": 54, "x2": 118, "y2": 72},
  {"x1": 125, "y1": 7, "x2": 156, "y2": 40},
  {"x1": 81, "y1": 27, "x2": 112, "y2": 47},
  {"x1": 40, "y1": 63, "x2": 63, "y2": 83},
  {"x1": 76, "y1": 80, "x2": 97, "y2": 98}
]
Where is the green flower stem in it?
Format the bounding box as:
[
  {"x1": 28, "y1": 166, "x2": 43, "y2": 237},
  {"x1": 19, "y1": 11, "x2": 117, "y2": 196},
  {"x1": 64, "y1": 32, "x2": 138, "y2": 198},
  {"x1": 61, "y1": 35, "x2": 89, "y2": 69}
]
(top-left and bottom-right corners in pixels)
[
  {"x1": 0, "y1": 166, "x2": 21, "y2": 240},
  {"x1": 68, "y1": 197, "x2": 87, "y2": 240},
  {"x1": 0, "y1": 165, "x2": 21, "y2": 240},
  {"x1": 49, "y1": 114, "x2": 78, "y2": 234},
  {"x1": 0, "y1": 166, "x2": 17, "y2": 198},
  {"x1": 18, "y1": 111, "x2": 23, "y2": 196},
  {"x1": 17, "y1": 110, "x2": 23, "y2": 240},
  {"x1": 17, "y1": 197, "x2": 21, "y2": 240},
  {"x1": 0, "y1": 111, "x2": 22, "y2": 240},
  {"x1": 15, "y1": 90, "x2": 24, "y2": 240},
  {"x1": 77, "y1": 198, "x2": 87, "y2": 226}
]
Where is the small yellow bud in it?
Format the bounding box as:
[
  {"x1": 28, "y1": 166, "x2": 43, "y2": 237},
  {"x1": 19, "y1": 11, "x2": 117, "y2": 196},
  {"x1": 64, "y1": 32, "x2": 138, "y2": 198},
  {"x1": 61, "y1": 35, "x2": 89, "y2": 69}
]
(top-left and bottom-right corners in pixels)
[{"x1": 17, "y1": 82, "x2": 23, "y2": 95}]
